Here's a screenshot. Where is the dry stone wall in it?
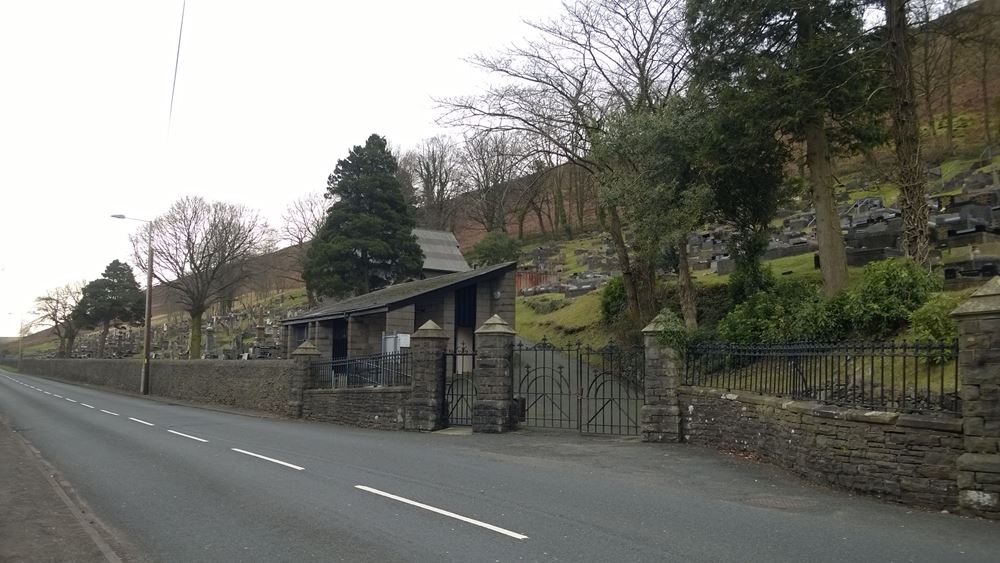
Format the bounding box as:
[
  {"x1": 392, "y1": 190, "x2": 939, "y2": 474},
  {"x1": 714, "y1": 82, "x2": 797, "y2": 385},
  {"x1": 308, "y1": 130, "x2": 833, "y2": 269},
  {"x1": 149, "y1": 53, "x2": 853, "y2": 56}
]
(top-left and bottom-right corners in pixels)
[
  {"x1": 302, "y1": 387, "x2": 410, "y2": 430},
  {"x1": 16, "y1": 358, "x2": 294, "y2": 415},
  {"x1": 679, "y1": 386, "x2": 964, "y2": 510}
]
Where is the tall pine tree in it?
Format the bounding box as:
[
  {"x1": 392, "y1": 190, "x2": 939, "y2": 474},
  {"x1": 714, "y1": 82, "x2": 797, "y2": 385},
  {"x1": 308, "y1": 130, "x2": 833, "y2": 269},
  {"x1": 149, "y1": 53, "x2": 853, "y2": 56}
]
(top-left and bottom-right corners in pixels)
[
  {"x1": 74, "y1": 260, "x2": 145, "y2": 358},
  {"x1": 304, "y1": 134, "x2": 424, "y2": 300}
]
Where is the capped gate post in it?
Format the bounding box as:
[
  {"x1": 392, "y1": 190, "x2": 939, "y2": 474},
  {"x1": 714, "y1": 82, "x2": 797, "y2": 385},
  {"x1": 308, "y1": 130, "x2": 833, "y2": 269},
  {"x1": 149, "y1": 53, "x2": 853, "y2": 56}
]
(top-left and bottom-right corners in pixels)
[
  {"x1": 473, "y1": 315, "x2": 517, "y2": 433},
  {"x1": 288, "y1": 340, "x2": 321, "y2": 418},
  {"x1": 405, "y1": 321, "x2": 449, "y2": 431},
  {"x1": 952, "y1": 277, "x2": 1000, "y2": 519},
  {"x1": 640, "y1": 313, "x2": 681, "y2": 443}
]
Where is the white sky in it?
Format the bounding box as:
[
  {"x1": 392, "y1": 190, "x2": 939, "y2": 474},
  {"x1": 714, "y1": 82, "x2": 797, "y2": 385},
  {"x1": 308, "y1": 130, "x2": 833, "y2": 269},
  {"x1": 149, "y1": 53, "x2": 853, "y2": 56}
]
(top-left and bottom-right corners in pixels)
[{"x1": 0, "y1": 0, "x2": 564, "y2": 337}]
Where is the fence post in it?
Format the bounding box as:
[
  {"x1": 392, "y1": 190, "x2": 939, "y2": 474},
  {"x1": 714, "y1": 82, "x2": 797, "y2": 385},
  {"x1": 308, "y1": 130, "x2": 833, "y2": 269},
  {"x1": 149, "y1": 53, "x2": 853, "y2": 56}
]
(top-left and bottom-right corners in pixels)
[
  {"x1": 288, "y1": 341, "x2": 321, "y2": 418},
  {"x1": 405, "y1": 320, "x2": 449, "y2": 431},
  {"x1": 952, "y1": 277, "x2": 1000, "y2": 519},
  {"x1": 640, "y1": 313, "x2": 681, "y2": 443},
  {"x1": 473, "y1": 315, "x2": 516, "y2": 433}
]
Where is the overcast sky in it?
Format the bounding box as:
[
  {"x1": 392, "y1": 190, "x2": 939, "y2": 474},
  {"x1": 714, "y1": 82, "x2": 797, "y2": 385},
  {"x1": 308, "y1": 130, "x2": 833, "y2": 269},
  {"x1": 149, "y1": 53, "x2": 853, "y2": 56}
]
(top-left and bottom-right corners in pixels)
[{"x1": 0, "y1": 0, "x2": 565, "y2": 337}]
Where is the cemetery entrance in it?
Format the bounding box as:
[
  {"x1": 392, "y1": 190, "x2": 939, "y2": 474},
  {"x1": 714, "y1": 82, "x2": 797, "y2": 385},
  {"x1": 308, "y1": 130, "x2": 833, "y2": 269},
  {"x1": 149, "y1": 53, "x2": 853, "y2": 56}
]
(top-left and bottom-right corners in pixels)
[{"x1": 513, "y1": 340, "x2": 644, "y2": 435}]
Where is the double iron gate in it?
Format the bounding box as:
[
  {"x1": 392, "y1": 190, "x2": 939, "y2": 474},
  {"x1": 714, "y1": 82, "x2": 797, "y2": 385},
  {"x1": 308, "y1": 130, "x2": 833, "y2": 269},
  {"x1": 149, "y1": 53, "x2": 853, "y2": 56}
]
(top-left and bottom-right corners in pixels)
[{"x1": 443, "y1": 340, "x2": 646, "y2": 436}]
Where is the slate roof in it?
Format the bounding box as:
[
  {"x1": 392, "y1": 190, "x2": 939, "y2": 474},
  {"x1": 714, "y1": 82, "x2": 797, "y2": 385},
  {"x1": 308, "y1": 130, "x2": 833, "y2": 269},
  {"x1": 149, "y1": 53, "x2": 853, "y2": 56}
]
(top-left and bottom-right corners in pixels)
[
  {"x1": 414, "y1": 229, "x2": 469, "y2": 273},
  {"x1": 283, "y1": 262, "x2": 515, "y2": 324}
]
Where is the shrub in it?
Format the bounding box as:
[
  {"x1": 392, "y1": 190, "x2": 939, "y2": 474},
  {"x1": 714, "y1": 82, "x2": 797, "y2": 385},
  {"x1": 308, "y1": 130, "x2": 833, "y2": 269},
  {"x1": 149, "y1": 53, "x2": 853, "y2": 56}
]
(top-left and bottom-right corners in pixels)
[
  {"x1": 600, "y1": 275, "x2": 628, "y2": 323},
  {"x1": 468, "y1": 232, "x2": 520, "y2": 267},
  {"x1": 909, "y1": 293, "x2": 962, "y2": 344},
  {"x1": 525, "y1": 296, "x2": 570, "y2": 315},
  {"x1": 653, "y1": 308, "x2": 718, "y2": 353},
  {"x1": 659, "y1": 282, "x2": 733, "y2": 329},
  {"x1": 728, "y1": 260, "x2": 775, "y2": 304},
  {"x1": 717, "y1": 279, "x2": 822, "y2": 344},
  {"x1": 715, "y1": 278, "x2": 853, "y2": 344},
  {"x1": 842, "y1": 258, "x2": 940, "y2": 339}
]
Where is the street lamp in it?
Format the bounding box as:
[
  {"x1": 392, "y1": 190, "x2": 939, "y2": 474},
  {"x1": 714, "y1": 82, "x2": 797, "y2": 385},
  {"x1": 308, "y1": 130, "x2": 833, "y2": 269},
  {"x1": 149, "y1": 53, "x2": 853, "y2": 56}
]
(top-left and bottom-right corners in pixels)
[{"x1": 112, "y1": 214, "x2": 153, "y2": 395}]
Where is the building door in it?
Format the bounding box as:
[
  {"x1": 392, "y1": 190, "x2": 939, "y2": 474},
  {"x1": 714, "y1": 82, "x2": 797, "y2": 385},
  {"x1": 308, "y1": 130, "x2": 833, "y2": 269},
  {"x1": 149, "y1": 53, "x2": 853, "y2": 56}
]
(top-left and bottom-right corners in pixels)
[
  {"x1": 331, "y1": 319, "x2": 347, "y2": 358},
  {"x1": 454, "y1": 284, "x2": 477, "y2": 352}
]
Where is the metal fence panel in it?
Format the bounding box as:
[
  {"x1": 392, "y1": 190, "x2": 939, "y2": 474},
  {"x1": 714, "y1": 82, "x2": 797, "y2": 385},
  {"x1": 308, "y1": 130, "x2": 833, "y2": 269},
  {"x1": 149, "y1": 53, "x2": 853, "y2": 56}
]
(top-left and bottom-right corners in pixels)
[
  {"x1": 683, "y1": 341, "x2": 960, "y2": 415},
  {"x1": 311, "y1": 350, "x2": 411, "y2": 389}
]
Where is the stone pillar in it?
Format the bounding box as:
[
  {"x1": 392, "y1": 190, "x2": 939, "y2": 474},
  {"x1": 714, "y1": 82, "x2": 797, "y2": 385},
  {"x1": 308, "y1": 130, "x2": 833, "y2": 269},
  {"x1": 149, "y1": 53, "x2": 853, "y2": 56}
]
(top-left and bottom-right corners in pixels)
[
  {"x1": 640, "y1": 313, "x2": 681, "y2": 443},
  {"x1": 952, "y1": 277, "x2": 1000, "y2": 519},
  {"x1": 288, "y1": 341, "x2": 321, "y2": 418},
  {"x1": 405, "y1": 321, "x2": 449, "y2": 431},
  {"x1": 473, "y1": 315, "x2": 516, "y2": 433}
]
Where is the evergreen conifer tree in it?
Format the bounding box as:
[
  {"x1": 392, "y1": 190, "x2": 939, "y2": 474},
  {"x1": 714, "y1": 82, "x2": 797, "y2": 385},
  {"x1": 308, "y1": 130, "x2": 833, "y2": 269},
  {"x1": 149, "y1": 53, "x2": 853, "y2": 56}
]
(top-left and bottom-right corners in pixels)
[{"x1": 304, "y1": 134, "x2": 424, "y2": 299}]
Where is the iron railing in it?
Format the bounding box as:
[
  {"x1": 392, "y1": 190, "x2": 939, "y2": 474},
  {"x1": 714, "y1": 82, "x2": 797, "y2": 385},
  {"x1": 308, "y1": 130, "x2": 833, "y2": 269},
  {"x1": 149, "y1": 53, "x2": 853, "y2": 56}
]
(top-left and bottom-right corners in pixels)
[
  {"x1": 684, "y1": 341, "x2": 960, "y2": 415},
  {"x1": 311, "y1": 350, "x2": 411, "y2": 389}
]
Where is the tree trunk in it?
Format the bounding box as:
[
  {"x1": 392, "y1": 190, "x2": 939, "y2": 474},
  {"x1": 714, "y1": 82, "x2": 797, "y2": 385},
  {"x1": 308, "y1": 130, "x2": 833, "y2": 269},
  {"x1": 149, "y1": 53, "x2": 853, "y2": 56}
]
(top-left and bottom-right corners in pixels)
[
  {"x1": 532, "y1": 203, "x2": 547, "y2": 236},
  {"x1": 919, "y1": 27, "x2": 937, "y2": 140},
  {"x1": 980, "y1": 45, "x2": 994, "y2": 145},
  {"x1": 887, "y1": 0, "x2": 931, "y2": 266},
  {"x1": 676, "y1": 235, "x2": 698, "y2": 330},
  {"x1": 944, "y1": 37, "x2": 956, "y2": 154},
  {"x1": 804, "y1": 117, "x2": 849, "y2": 296},
  {"x1": 65, "y1": 331, "x2": 77, "y2": 358},
  {"x1": 97, "y1": 320, "x2": 110, "y2": 359},
  {"x1": 604, "y1": 205, "x2": 647, "y2": 325},
  {"x1": 553, "y1": 183, "x2": 571, "y2": 237},
  {"x1": 189, "y1": 311, "x2": 202, "y2": 360}
]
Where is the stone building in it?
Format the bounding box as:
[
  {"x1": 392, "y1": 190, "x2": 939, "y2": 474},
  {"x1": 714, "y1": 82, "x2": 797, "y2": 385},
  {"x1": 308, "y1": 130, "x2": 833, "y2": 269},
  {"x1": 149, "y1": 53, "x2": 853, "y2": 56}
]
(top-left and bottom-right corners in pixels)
[{"x1": 281, "y1": 262, "x2": 516, "y2": 360}]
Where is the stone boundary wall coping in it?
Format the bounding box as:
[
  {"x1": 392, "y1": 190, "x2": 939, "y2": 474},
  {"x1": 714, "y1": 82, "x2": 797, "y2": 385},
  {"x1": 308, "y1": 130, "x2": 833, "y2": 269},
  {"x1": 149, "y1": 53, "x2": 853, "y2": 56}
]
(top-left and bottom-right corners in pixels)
[{"x1": 681, "y1": 386, "x2": 964, "y2": 433}]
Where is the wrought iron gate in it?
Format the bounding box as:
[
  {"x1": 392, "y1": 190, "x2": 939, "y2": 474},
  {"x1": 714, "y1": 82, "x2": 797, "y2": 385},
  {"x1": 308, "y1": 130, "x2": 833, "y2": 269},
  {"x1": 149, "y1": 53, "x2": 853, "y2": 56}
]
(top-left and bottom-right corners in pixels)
[
  {"x1": 514, "y1": 339, "x2": 644, "y2": 435},
  {"x1": 443, "y1": 345, "x2": 477, "y2": 426}
]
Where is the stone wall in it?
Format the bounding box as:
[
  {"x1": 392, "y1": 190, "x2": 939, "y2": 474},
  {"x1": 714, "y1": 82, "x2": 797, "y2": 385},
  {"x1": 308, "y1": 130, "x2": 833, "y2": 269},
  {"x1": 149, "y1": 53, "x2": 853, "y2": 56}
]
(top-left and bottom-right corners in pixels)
[
  {"x1": 19, "y1": 359, "x2": 141, "y2": 394},
  {"x1": 952, "y1": 276, "x2": 1000, "y2": 518},
  {"x1": 302, "y1": 387, "x2": 410, "y2": 430},
  {"x1": 148, "y1": 360, "x2": 293, "y2": 414},
  {"x1": 17, "y1": 358, "x2": 294, "y2": 415},
  {"x1": 679, "y1": 386, "x2": 963, "y2": 510}
]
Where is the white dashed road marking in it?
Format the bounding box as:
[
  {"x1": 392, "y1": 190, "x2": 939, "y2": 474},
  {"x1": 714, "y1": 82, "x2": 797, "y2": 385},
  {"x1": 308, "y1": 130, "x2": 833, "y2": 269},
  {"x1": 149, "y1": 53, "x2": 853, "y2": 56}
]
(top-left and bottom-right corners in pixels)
[
  {"x1": 100, "y1": 410, "x2": 119, "y2": 416},
  {"x1": 81, "y1": 403, "x2": 95, "y2": 409},
  {"x1": 231, "y1": 448, "x2": 304, "y2": 470},
  {"x1": 128, "y1": 417, "x2": 155, "y2": 426},
  {"x1": 354, "y1": 485, "x2": 529, "y2": 540},
  {"x1": 65, "y1": 398, "x2": 77, "y2": 403},
  {"x1": 168, "y1": 430, "x2": 209, "y2": 443}
]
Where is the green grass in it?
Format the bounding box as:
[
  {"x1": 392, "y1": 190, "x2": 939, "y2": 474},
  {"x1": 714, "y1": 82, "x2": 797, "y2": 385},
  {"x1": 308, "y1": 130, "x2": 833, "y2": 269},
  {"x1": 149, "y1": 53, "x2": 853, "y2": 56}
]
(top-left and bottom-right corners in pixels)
[
  {"x1": 846, "y1": 183, "x2": 900, "y2": 206},
  {"x1": 519, "y1": 233, "x2": 605, "y2": 276},
  {"x1": 940, "y1": 158, "x2": 979, "y2": 183},
  {"x1": 693, "y1": 252, "x2": 865, "y2": 287},
  {"x1": 516, "y1": 291, "x2": 610, "y2": 349}
]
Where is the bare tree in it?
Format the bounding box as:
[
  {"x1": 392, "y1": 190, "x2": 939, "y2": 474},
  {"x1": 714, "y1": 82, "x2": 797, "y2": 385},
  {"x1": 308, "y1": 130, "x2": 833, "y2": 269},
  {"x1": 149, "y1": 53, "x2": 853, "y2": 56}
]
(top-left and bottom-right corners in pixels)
[
  {"x1": 131, "y1": 196, "x2": 273, "y2": 358},
  {"x1": 911, "y1": 0, "x2": 948, "y2": 148},
  {"x1": 281, "y1": 192, "x2": 326, "y2": 306},
  {"x1": 457, "y1": 131, "x2": 535, "y2": 233},
  {"x1": 405, "y1": 136, "x2": 461, "y2": 230},
  {"x1": 34, "y1": 282, "x2": 84, "y2": 358},
  {"x1": 962, "y1": 0, "x2": 1000, "y2": 145},
  {"x1": 441, "y1": 0, "x2": 689, "y2": 324}
]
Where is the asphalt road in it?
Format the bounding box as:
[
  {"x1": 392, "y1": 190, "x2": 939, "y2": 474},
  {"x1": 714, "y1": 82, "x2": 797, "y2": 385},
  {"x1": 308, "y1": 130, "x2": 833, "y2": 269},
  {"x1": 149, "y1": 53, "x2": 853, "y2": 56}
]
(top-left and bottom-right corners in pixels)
[{"x1": 2, "y1": 368, "x2": 999, "y2": 563}]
